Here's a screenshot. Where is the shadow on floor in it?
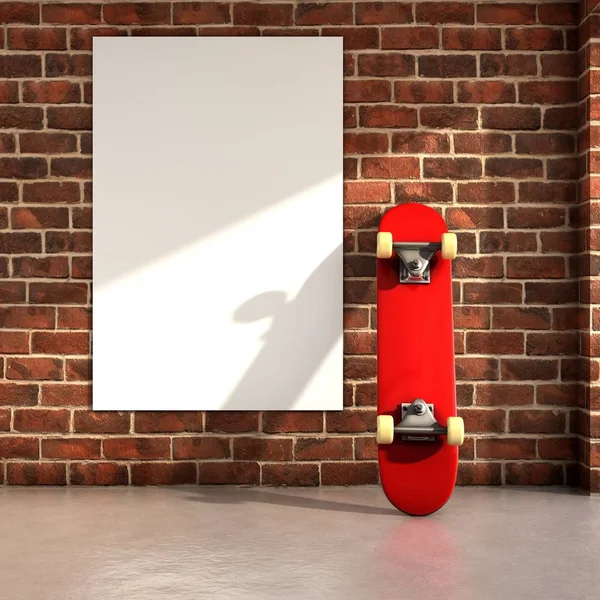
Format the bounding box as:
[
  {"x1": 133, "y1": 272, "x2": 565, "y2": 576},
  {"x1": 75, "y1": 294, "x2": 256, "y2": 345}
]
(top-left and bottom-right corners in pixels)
[{"x1": 185, "y1": 488, "x2": 400, "y2": 517}]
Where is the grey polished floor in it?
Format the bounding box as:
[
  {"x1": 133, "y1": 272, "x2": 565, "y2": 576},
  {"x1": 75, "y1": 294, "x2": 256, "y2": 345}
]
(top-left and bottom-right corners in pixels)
[{"x1": 1, "y1": 486, "x2": 598, "y2": 600}]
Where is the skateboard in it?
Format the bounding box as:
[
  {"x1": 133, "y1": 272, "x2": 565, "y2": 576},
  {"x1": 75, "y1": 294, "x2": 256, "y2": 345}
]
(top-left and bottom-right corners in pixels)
[{"x1": 376, "y1": 203, "x2": 464, "y2": 516}]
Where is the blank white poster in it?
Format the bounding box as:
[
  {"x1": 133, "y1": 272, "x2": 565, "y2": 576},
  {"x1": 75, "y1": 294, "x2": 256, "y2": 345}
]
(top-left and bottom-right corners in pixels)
[{"x1": 92, "y1": 37, "x2": 343, "y2": 411}]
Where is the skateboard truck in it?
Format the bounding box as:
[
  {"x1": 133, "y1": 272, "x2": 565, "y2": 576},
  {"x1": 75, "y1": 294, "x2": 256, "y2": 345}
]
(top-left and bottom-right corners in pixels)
[
  {"x1": 377, "y1": 399, "x2": 464, "y2": 446},
  {"x1": 394, "y1": 242, "x2": 441, "y2": 284},
  {"x1": 376, "y1": 233, "x2": 457, "y2": 285},
  {"x1": 397, "y1": 399, "x2": 445, "y2": 441}
]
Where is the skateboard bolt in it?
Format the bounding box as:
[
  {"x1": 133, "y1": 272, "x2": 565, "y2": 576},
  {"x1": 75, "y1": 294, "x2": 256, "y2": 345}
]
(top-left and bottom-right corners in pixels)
[
  {"x1": 410, "y1": 259, "x2": 422, "y2": 271},
  {"x1": 413, "y1": 401, "x2": 426, "y2": 415}
]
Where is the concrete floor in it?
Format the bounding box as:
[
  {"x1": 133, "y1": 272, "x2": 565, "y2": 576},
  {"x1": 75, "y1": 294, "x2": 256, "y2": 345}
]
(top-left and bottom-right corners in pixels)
[{"x1": 0, "y1": 486, "x2": 598, "y2": 600}]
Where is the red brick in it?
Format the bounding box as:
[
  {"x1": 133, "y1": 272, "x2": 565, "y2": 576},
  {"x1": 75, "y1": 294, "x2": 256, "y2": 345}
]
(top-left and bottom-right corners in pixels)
[
  {"x1": 132, "y1": 463, "x2": 197, "y2": 485},
  {"x1": 344, "y1": 331, "x2": 376, "y2": 354},
  {"x1": 262, "y1": 463, "x2": 319, "y2": 486},
  {"x1": 506, "y1": 28, "x2": 563, "y2": 51},
  {"x1": 447, "y1": 207, "x2": 503, "y2": 229},
  {"x1": 103, "y1": 438, "x2": 171, "y2": 460},
  {"x1": 525, "y1": 282, "x2": 578, "y2": 305},
  {"x1": 321, "y1": 462, "x2": 378, "y2": 485},
  {"x1": 359, "y1": 105, "x2": 417, "y2": 128},
  {"x1": 173, "y1": 2, "x2": 230, "y2": 24},
  {"x1": 0, "y1": 156, "x2": 47, "y2": 179},
  {"x1": 0, "y1": 307, "x2": 54, "y2": 330},
  {"x1": 296, "y1": 2, "x2": 353, "y2": 25},
  {"x1": 0, "y1": 437, "x2": 39, "y2": 459},
  {"x1": 0, "y1": 282, "x2": 26, "y2": 303},
  {"x1": 0, "y1": 133, "x2": 16, "y2": 152},
  {"x1": 544, "y1": 107, "x2": 578, "y2": 130},
  {"x1": 14, "y1": 408, "x2": 69, "y2": 433},
  {"x1": 8, "y1": 463, "x2": 66, "y2": 485},
  {"x1": 477, "y1": 383, "x2": 534, "y2": 406},
  {"x1": 477, "y1": 3, "x2": 536, "y2": 25},
  {"x1": 42, "y1": 3, "x2": 101, "y2": 24},
  {"x1": 457, "y1": 462, "x2": 501, "y2": 485},
  {"x1": 419, "y1": 55, "x2": 477, "y2": 78},
  {"x1": 507, "y1": 207, "x2": 566, "y2": 229},
  {"x1": 0, "y1": 331, "x2": 29, "y2": 354},
  {"x1": 456, "y1": 357, "x2": 499, "y2": 381},
  {"x1": 538, "y1": 3, "x2": 577, "y2": 25},
  {"x1": 516, "y1": 133, "x2": 574, "y2": 155},
  {"x1": 382, "y1": 27, "x2": 439, "y2": 50},
  {"x1": 416, "y1": 2, "x2": 474, "y2": 24},
  {"x1": 344, "y1": 181, "x2": 390, "y2": 204},
  {"x1": 204, "y1": 411, "x2": 259, "y2": 433},
  {"x1": 519, "y1": 182, "x2": 575, "y2": 204},
  {"x1": 482, "y1": 107, "x2": 541, "y2": 130},
  {"x1": 541, "y1": 54, "x2": 577, "y2": 78},
  {"x1": 355, "y1": 2, "x2": 412, "y2": 25},
  {"x1": 394, "y1": 81, "x2": 453, "y2": 103},
  {"x1": 29, "y1": 283, "x2": 88, "y2": 304},
  {"x1": 457, "y1": 181, "x2": 514, "y2": 203},
  {"x1": 45, "y1": 54, "x2": 91, "y2": 78},
  {"x1": 362, "y1": 157, "x2": 419, "y2": 179},
  {"x1": 173, "y1": 437, "x2": 230, "y2": 459},
  {"x1": 74, "y1": 411, "x2": 130, "y2": 434},
  {"x1": 420, "y1": 107, "x2": 478, "y2": 130},
  {"x1": 458, "y1": 81, "x2": 515, "y2": 104},
  {"x1": 493, "y1": 307, "x2": 551, "y2": 330},
  {"x1": 480, "y1": 54, "x2": 537, "y2": 77},
  {"x1": 442, "y1": 27, "x2": 501, "y2": 50},
  {"x1": 392, "y1": 132, "x2": 450, "y2": 154},
  {"x1": 520, "y1": 81, "x2": 576, "y2": 105},
  {"x1": 424, "y1": 157, "x2": 481, "y2": 179},
  {"x1": 233, "y1": 437, "x2": 292, "y2": 461},
  {"x1": 478, "y1": 438, "x2": 536, "y2": 459},
  {"x1": 12, "y1": 257, "x2": 68, "y2": 279},
  {"x1": 198, "y1": 461, "x2": 260, "y2": 485},
  {"x1": 486, "y1": 158, "x2": 543, "y2": 179},
  {"x1": 20, "y1": 132, "x2": 77, "y2": 154},
  {"x1": 345, "y1": 356, "x2": 377, "y2": 379},
  {"x1": 42, "y1": 438, "x2": 100, "y2": 459},
  {"x1": 0, "y1": 3, "x2": 40, "y2": 24},
  {"x1": 0, "y1": 106, "x2": 44, "y2": 131},
  {"x1": 463, "y1": 282, "x2": 523, "y2": 305},
  {"x1": 23, "y1": 182, "x2": 80, "y2": 204},
  {"x1": 344, "y1": 80, "x2": 391, "y2": 103},
  {"x1": 66, "y1": 356, "x2": 90, "y2": 379},
  {"x1": 7, "y1": 27, "x2": 67, "y2": 50},
  {"x1": 505, "y1": 462, "x2": 563, "y2": 485},
  {"x1": 133, "y1": 412, "x2": 202, "y2": 433},
  {"x1": 40, "y1": 384, "x2": 91, "y2": 407},
  {"x1": 547, "y1": 158, "x2": 578, "y2": 181},
  {"x1": 344, "y1": 205, "x2": 384, "y2": 228},
  {"x1": 7, "y1": 357, "x2": 63, "y2": 381},
  {"x1": 502, "y1": 359, "x2": 559, "y2": 381},
  {"x1": 460, "y1": 408, "x2": 506, "y2": 432},
  {"x1": 70, "y1": 462, "x2": 129, "y2": 485},
  {"x1": 357, "y1": 54, "x2": 414, "y2": 77},
  {"x1": 466, "y1": 332, "x2": 523, "y2": 355},
  {"x1": 526, "y1": 332, "x2": 579, "y2": 356},
  {"x1": 103, "y1": 3, "x2": 171, "y2": 25},
  {"x1": 538, "y1": 437, "x2": 577, "y2": 460},
  {"x1": 47, "y1": 107, "x2": 91, "y2": 131},
  {"x1": 0, "y1": 381, "x2": 39, "y2": 406},
  {"x1": 454, "y1": 307, "x2": 491, "y2": 330},
  {"x1": 507, "y1": 256, "x2": 565, "y2": 278},
  {"x1": 395, "y1": 182, "x2": 453, "y2": 203}
]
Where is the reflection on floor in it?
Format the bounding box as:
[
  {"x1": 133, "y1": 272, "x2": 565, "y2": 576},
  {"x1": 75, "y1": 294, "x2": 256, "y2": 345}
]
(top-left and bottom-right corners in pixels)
[{"x1": 0, "y1": 485, "x2": 598, "y2": 600}]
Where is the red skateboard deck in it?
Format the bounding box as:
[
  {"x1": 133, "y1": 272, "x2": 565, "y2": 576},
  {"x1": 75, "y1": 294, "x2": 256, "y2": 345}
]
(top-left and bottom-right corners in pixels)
[{"x1": 376, "y1": 203, "x2": 464, "y2": 516}]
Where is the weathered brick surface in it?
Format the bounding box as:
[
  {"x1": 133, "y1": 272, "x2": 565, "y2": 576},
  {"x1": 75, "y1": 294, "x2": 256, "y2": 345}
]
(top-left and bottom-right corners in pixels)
[{"x1": 0, "y1": 0, "x2": 593, "y2": 490}]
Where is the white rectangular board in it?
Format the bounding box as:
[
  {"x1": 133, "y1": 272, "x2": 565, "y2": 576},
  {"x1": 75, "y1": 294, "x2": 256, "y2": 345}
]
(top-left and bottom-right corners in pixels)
[{"x1": 92, "y1": 37, "x2": 343, "y2": 411}]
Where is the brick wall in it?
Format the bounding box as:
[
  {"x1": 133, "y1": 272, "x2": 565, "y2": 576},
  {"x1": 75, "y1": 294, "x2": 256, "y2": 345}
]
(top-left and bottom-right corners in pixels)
[
  {"x1": 0, "y1": 0, "x2": 596, "y2": 488},
  {"x1": 577, "y1": 1, "x2": 600, "y2": 492}
]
